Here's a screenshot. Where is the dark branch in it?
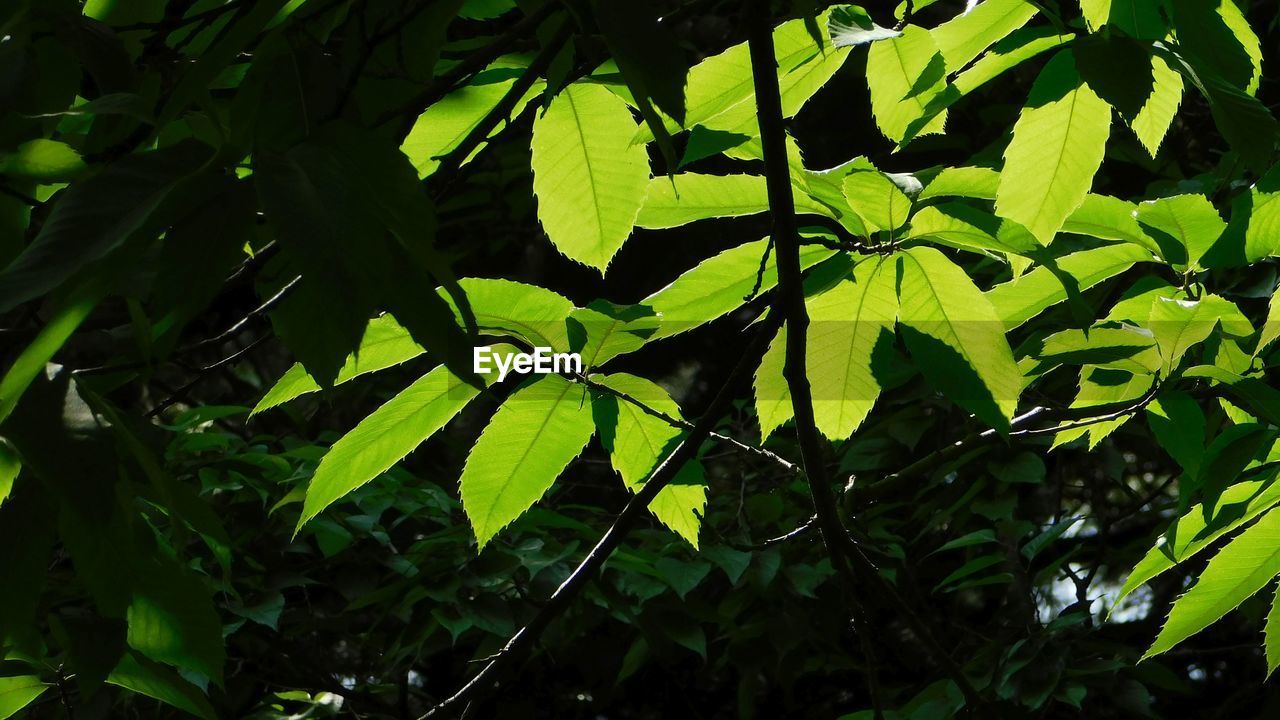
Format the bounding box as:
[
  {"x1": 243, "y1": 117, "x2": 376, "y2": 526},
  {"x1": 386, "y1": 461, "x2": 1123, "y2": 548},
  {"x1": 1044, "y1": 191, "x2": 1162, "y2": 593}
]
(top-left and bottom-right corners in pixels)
[
  {"x1": 574, "y1": 373, "x2": 799, "y2": 475},
  {"x1": 727, "y1": 514, "x2": 817, "y2": 551},
  {"x1": 746, "y1": 1, "x2": 985, "y2": 708},
  {"x1": 374, "y1": 3, "x2": 558, "y2": 130},
  {"x1": 423, "y1": 19, "x2": 573, "y2": 194}
]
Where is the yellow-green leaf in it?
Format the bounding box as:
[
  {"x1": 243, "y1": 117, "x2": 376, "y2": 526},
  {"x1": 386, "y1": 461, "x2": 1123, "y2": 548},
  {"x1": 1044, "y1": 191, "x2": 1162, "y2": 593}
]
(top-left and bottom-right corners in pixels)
[
  {"x1": 1144, "y1": 507, "x2": 1280, "y2": 659},
  {"x1": 459, "y1": 374, "x2": 597, "y2": 548},
  {"x1": 995, "y1": 51, "x2": 1111, "y2": 244},
  {"x1": 531, "y1": 82, "x2": 650, "y2": 271},
  {"x1": 898, "y1": 246, "x2": 1021, "y2": 430}
]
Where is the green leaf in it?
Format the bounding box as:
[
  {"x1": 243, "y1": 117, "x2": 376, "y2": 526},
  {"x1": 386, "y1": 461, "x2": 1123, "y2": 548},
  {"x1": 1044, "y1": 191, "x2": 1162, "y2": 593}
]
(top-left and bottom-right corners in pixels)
[
  {"x1": 930, "y1": 0, "x2": 1037, "y2": 72},
  {"x1": 1192, "y1": 423, "x2": 1275, "y2": 516},
  {"x1": 935, "y1": 554, "x2": 1005, "y2": 591},
  {"x1": 253, "y1": 314, "x2": 425, "y2": 415},
  {"x1": 1148, "y1": 295, "x2": 1233, "y2": 372},
  {"x1": 866, "y1": 25, "x2": 948, "y2": 142},
  {"x1": 987, "y1": 244, "x2": 1152, "y2": 329},
  {"x1": 1051, "y1": 367, "x2": 1152, "y2": 449},
  {"x1": 297, "y1": 352, "x2": 506, "y2": 531},
  {"x1": 636, "y1": 173, "x2": 840, "y2": 229},
  {"x1": 828, "y1": 5, "x2": 901, "y2": 47},
  {"x1": 905, "y1": 203, "x2": 1038, "y2": 256},
  {"x1": 1257, "y1": 290, "x2": 1280, "y2": 357},
  {"x1": 1169, "y1": 0, "x2": 1257, "y2": 93},
  {"x1": 930, "y1": 529, "x2": 997, "y2": 555},
  {"x1": 753, "y1": 332, "x2": 791, "y2": 442},
  {"x1": 531, "y1": 82, "x2": 650, "y2": 271},
  {"x1": 107, "y1": 652, "x2": 216, "y2": 720},
  {"x1": 591, "y1": 373, "x2": 705, "y2": 547},
  {"x1": 1266, "y1": 584, "x2": 1280, "y2": 676},
  {"x1": 918, "y1": 166, "x2": 999, "y2": 201},
  {"x1": 593, "y1": 0, "x2": 689, "y2": 123},
  {"x1": 698, "y1": 34, "x2": 850, "y2": 139},
  {"x1": 1116, "y1": 472, "x2": 1280, "y2": 606},
  {"x1": 1184, "y1": 366, "x2": 1280, "y2": 427},
  {"x1": 570, "y1": 301, "x2": 659, "y2": 369},
  {"x1": 402, "y1": 69, "x2": 543, "y2": 178},
  {"x1": 1135, "y1": 194, "x2": 1225, "y2": 270},
  {"x1": 1034, "y1": 326, "x2": 1158, "y2": 370},
  {"x1": 257, "y1": 125, "x2": 472, "y2": 386},
  {"x1": 1130, "y1": 54, "x2": 1184, "y2": 157},
  {"x1": 0, "y1": 676, "x2": 49, "y2": 720},
  {"x1": 995, "y1": 52, "x2": 1111, "y2": 244},
  {"x1": 1072, "y1": 35, "x2": 1154, "y2": 120},
  {"x1": 0, "y1": 141, "x2": 211, "y2": 314},
  {"x1": 1144, "y1": 507, "x2": 1280, "y2": 658},
  {"x1": 1165, "y1": 51, "x2": 1279, "y2": 173},
  {"x1": 842, "y1": 170, "x2": 911, "y2": 232},
  {"x1": 1080, "y1": 0, "x2": 1166, "y2": 40},
  {"x1": 1023, "y1": 516, "x2": 1084, "y2": 560},
  {"x1": 448, "y1": 277, "x2": 576, "y2": 351},
  {"x1": 902, "y1": 27, "x2": 1073, "y2": 144},
  {"x1": 459, "y1": 374, "x2": 597, "y2": 548},
  {"x1": 1243, "y1": 185, "x2": 1280, "y2": 263},
  {"x1": 642, "y1": 239, "x2": 836, "y2": 340},
  {"x1": 755, "y1": 256, "x2": 899, "y2": 441},
  {"x1": 655, "y1": 556, "x2": 712, "y2": 599},
  {"x1": 126, "y1": 557, "x2": 225, "y2": 685},
  {"x1": 0, "y1": 138, "x2": 86, "y2": 182},
  {"x1": 1146, "y1": 392, "x2": 1207, "y2": 476},
  {"x1": 1061, "y1": 194, "x2": 1158, "y2": 252},
  {"x1": 898, "y1": 246, "x2": 1021, "y2": 430},
  {"x1": 0, "y1": 278, "x2": 105, "y2": 425},
  {"x1": 0, "y1": 439, "x2": 16, "y2": 507},
  {"x1": 633, "y1": 13, "x2": 835, "y2": 141}
]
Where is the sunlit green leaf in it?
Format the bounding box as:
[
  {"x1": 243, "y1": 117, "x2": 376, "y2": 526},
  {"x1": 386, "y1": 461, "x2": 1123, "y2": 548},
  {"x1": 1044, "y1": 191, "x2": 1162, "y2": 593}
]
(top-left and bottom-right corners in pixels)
[{"x1": 531, "y1": 82, "x2": 650, "y2": 271}]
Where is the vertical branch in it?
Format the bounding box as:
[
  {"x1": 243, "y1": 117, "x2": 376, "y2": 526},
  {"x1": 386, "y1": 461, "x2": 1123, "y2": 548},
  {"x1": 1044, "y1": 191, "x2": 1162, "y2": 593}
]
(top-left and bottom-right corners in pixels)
[
  {"x1": 743, "y1": 0, "x2": 984, "y2": 710},
  {"x1": 743, "y1": 0, "x2": 847, "y2": 587}
]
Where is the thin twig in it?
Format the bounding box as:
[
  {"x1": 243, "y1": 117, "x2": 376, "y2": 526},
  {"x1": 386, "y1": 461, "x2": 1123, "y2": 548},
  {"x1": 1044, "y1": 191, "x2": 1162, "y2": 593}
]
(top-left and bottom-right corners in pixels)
[
  {"x1": 726, "y1": 514, "x2": 817, "y2": 551},
  {"x1": 424, "y1": 20, "x2": 573, "y2": 194},
  {"x1": 147, "y1": 334, "x2": 269, "y2": 418},
  {"x1": 574, "y1": 374, "x2": 799, "y2": 475},
  {"x1": 374, "y1": 3, "x2": 558, "y2": 129},
  {"x1": 743, "y1": 237, "x2": 775, "y2": 301},
  {"x1": 859, "y1": 386, "x2": 1162, "y2": 504},
  {"x1": 0, "y1": 183, "x2": 40, "y2": 206},
  {"x1": 178, "y1": 274, "x2": 302, "y2": 354}
]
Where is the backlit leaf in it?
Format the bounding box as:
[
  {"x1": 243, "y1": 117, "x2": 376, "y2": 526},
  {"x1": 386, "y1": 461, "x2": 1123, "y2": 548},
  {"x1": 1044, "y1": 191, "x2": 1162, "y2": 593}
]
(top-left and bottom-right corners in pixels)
[
  {"x1": 1144, "y1": 507, "x2": 1280, "y2": 658},
  {"x1": 898, "y1": 246, "x2": 1021, "y2": 430},
  {"x1": 866, "y1": 26, "x2": 948, "y2": 142},
  {"x1": 591, "y1": 373, "x2": 705, "y2": 546},
  {"x1": 531, "y1": 82, "x2": 650, "y2": 271},
  {"x1": 297, "y1": 351, "x2": 511, "y2": 531},
  {"x1": 995, "y1": 52, "x2": 1111, "y2": 244},
  {"x1": 459, "y1": 374, "x2": 597, "y2": 548}
]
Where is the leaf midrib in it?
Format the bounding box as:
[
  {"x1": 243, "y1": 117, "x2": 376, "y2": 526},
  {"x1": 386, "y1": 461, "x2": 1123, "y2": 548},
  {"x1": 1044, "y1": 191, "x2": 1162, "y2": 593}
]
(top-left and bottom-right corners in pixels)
[{"x1": 564, "y1": 89, "x2": 606, "y2": 257}]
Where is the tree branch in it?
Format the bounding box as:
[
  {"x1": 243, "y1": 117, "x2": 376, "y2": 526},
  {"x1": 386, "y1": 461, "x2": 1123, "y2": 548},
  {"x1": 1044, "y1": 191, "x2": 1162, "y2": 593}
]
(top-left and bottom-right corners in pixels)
[
  {"x1": 423, "y1": 19, "x2": 573, "y2": 194},
  {"x1": 374, "y1": 3, "x2": 558, "y2": 130},
  {"x1": 859, "y1": 385, "x2": 1162, "y2": 504},
  {"x1": 573, "y1": 373, "x2": 799, "y2": 475},
  {"x1": 746, "y1": 2, "x2": 985, "y2": 708}
]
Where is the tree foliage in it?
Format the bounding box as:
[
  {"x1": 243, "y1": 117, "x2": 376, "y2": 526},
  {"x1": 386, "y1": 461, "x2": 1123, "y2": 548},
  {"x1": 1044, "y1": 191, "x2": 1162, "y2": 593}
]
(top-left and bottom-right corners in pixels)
[{"x1": 3, "y1": 0, "x2": 1280, "y2": 718}]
